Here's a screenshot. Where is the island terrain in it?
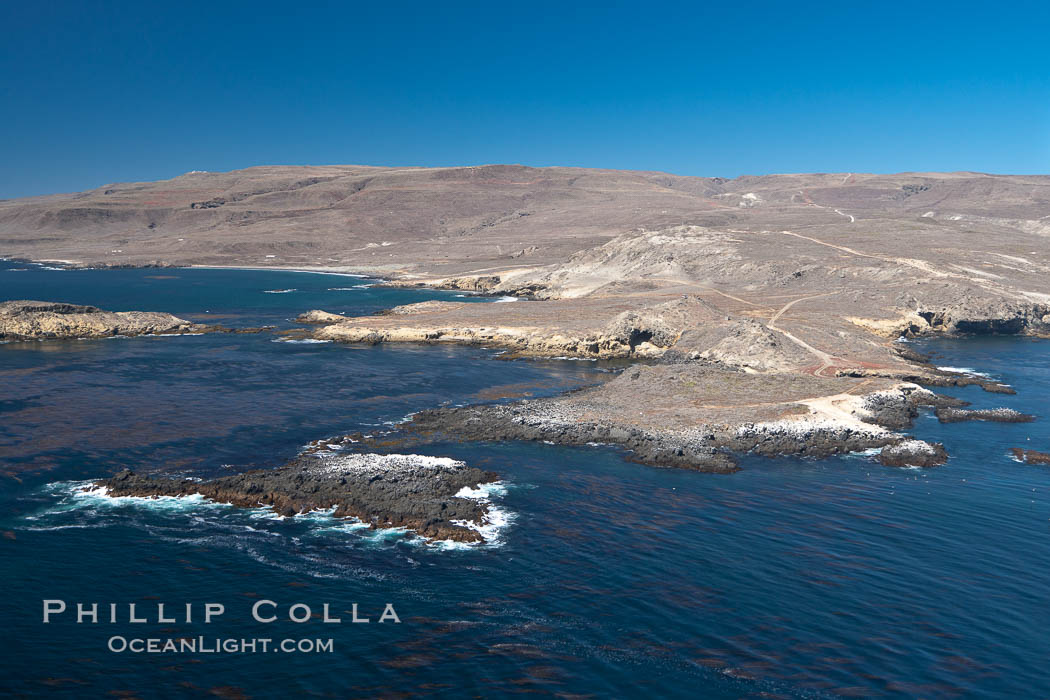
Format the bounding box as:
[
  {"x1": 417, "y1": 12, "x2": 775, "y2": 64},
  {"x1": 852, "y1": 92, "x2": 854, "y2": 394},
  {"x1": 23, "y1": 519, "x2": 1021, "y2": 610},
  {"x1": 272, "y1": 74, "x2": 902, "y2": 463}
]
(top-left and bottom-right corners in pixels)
[{"x1": 3, "y1": 165, "x2": 1047, "y2": 486}]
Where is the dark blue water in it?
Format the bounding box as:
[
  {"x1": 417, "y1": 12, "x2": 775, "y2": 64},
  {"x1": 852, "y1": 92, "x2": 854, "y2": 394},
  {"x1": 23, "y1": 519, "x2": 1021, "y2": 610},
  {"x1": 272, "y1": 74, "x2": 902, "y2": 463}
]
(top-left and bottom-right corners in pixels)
[{"x1": 2, "y1": 260, "x2": 1049, "y2": 698}]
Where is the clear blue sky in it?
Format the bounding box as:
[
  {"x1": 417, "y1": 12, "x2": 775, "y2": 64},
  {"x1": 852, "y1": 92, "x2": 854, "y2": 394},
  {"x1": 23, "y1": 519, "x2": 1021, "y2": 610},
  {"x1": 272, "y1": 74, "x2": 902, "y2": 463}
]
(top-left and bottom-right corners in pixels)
[{"x1": 2, "y1": 0, "x2": 1048, "y2": 198}]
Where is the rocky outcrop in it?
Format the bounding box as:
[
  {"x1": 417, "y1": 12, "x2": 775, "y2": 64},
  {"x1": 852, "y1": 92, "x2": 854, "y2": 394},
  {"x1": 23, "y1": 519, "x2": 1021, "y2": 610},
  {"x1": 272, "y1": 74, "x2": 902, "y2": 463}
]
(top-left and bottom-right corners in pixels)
[
  {"x1": 859, "y1": 292, "x2": 1050, "y2": 339},
  {"x1": 308, "y1": 294, "x2": 739, "y2": 360},
  {"x1": 838, "y1": 367, "x2": 1017, "y2": 395},
  {"x1": 878, "y1": 440, "x2": 949, "y2": 467},
  {"x1": 604, "y1": 301, "x2": 688, "y2": 350},
  {"x1": 934, "y1": 407, "x2": 1036, "y2": 424},
  {"x1": 911, "y1": 294, "x2": 1049, "y2": 336},
  {"x1": 725, "y1": 419, "x2": 899, "y2": 460},
  {"x1": 857, "y1": 386, "x2": 967, "y2": 429},
  {"x1": 391, "y1": 275, "x2": 503, "y2": 293},
  {"x1": 689, "y1": 320, "x2": 810, "y2": 372},
  {"x1": 602, "y1": 296, "x2": 719, "y2": 353},
  {"x1": 313, "y1": 320, "x2": 669, "y2": 359},
  {"x1": 383, "y1": 300, "x2": 466, "y2": 315},
  {"x1": 1010, "y1": 448, "x2": 1050, "y2": 465},
  {"x1": 0, "y1": 300, "x2": 195, "y2": 340},
  {"x1": 94, "y1": 452, "x2": 500, "y2": 542},
  {"x1": 295, "y1": 309, "x2": 347, "y2": 324},
  {"x1": 440, "y1": 276, "x2": 501, "y2": 293}
]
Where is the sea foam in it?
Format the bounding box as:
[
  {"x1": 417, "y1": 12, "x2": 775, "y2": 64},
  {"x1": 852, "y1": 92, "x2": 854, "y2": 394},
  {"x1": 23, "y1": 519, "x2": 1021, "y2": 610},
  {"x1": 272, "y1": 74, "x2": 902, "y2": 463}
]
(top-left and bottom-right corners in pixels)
[{"x1": 938, "y1": 366, "x2": 994, "y2": 379}]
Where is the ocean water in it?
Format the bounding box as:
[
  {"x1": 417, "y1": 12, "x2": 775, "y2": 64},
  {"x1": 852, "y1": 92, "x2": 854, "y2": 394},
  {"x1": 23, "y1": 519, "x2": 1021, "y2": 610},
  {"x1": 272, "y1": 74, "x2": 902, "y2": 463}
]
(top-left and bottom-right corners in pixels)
[{"x1": 2, "y1": 259, "x2": 1049, "y2": 698}]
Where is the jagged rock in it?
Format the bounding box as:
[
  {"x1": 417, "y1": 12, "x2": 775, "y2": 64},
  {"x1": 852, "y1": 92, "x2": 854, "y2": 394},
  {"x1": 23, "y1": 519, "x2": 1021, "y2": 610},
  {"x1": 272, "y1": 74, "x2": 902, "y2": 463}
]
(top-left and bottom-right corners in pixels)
[{"x1": 313, "y1": 316, "x2": 663, "y2": 358}]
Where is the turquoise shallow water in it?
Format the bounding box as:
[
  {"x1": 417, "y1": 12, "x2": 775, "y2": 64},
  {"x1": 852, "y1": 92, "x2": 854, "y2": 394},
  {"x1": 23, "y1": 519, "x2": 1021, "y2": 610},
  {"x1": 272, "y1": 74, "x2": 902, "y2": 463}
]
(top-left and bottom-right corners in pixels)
[{"x1": 1, "y1": 260, "x2": 1049, "y2": 698}]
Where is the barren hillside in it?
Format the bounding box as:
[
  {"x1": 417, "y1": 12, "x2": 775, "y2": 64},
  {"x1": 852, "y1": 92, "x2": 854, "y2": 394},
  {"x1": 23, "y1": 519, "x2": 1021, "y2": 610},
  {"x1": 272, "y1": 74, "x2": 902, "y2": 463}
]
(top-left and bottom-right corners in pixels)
[{"x1": 4, "y1": 164, "x2": 1049, "y2": 468}]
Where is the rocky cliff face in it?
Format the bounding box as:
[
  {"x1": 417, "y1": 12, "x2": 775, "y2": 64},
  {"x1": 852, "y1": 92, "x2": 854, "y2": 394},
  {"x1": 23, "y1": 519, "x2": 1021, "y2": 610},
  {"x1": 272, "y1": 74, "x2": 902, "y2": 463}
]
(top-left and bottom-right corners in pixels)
[
  {"x1": 848, "y1": 292, "x2": 1050, "y2": 339},
  {"x1": 0, "y1": 300, "x2": 195, "y2": 340}
]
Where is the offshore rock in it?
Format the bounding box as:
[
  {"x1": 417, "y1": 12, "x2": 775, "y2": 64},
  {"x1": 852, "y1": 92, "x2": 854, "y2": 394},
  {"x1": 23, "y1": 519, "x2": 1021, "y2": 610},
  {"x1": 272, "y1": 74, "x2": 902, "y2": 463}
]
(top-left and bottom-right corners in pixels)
[
  {"x1": 0, "y1": 300, "x2": 195, "y2": 340},
  {"x1": 934, "y1": 407, "x2": 1036, "y2": 424},
  {"x1": 1010, "y1": 448, "x2": 1050, "y2": 465},
  {"x1": 94, "y1": 452, "x2": 500, "y2": 542},
  {"x1": 857, "y1": 386, "x2": 967, "y2": 430},
  {"x1": 878, "y1": 440, "x2": 949, "y2": 468}
]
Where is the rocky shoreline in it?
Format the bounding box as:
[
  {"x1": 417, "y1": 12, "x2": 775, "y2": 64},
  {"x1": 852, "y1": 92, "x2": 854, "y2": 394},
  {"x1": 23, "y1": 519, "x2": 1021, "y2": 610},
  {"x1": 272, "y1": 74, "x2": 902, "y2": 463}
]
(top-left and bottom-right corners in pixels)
[
  {"x1": 289, "y1": 291, "x2": 1039, "y2": 472},
  {"x1": 7, "y1": 287, "x2": 1038, "y2": 478},
  {"x1": 347, "y1": 371, "x2": 971, "y2": 470},
  {"x1": 299, "y1": 298, "x2": 684, "y2": 359},
  {"x1": 94, "y1": 452, "x2": 501, "y2": 543}
]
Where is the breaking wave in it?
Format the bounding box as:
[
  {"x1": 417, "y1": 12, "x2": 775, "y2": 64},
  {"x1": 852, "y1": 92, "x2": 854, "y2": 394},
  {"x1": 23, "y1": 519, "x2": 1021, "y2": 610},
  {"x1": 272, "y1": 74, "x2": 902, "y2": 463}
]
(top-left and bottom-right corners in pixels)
[{"x1": 937, "y1": 366, "x2": 994, "y2": 379}]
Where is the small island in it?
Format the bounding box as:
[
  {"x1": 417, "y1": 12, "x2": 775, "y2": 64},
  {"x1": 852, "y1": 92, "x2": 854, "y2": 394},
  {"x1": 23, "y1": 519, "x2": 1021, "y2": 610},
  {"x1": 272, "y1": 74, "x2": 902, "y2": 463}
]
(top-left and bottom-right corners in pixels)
[
  {"x1": 0, "y1": 299, "x2": 272, "y2": 341},
  {"x1": 0, "y1": 300, "x2": 196, "y2": 341},
  {"x1": 94, "y1": 452, "x2": 501, "y2": 543}
]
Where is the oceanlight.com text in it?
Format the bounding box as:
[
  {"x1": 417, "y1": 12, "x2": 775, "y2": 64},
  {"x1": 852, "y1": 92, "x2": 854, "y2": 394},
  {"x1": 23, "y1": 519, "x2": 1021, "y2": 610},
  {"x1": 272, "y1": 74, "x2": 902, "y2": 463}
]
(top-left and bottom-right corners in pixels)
[{"x1": 107, "y1": 636, "x2": 335, "y2": 654}]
